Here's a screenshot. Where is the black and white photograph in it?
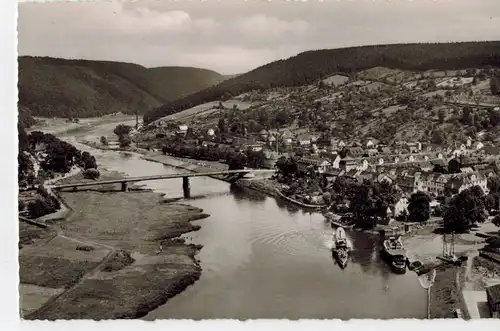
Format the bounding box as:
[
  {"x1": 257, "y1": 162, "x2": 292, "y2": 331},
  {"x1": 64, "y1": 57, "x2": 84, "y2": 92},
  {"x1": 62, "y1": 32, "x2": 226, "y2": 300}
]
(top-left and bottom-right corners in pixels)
[{"x1": 12, "y1": 0, "x2": 500, "y2": 322}]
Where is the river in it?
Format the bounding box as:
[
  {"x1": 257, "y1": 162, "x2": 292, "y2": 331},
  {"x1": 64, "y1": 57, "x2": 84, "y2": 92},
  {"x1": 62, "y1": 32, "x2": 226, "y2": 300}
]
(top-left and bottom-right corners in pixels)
[{"x1": 57, "y1": 121, "x2": 427, "y2": 319}]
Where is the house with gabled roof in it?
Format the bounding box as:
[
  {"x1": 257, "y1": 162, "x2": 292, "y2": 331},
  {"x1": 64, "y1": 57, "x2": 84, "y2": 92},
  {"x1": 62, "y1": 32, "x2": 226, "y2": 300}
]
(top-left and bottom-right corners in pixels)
[
  {"x1": 297, "y1": 157, "x2": 332, "y2": 174},
  {"x1": 297, "y1": 134, "x2": 312, "y2": 146},
  {"x1": 346, "y1": 147, "x2": 366, "y2": 158},
  {"x1": 339, "y1": 157, "x2": 360, "y2": 172}
]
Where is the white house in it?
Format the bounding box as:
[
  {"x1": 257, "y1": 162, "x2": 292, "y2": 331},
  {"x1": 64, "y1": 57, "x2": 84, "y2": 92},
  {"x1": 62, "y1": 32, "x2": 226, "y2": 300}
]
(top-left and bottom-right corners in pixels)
[
  {"x1": 297, "y1": 134, "x2": 311, "y2": 146},
  {"x1": 178, "y1": 125, "x2": 188, "y2": 133},
  {"x1": 330, "y1": 154, "x2": 342, "y2": 169},
  {"x1": 357, "y1": 159, "x2": 370, "y2": 171},
  {"x1": 393, "y1": 197, "x2": 409, "y2": 218},
  {"x1": 466, "y1": 137, "x2": 472, "y2": 148},
  {"x1": 207, "y1": 128, "x2": 215, "y2": 136}
]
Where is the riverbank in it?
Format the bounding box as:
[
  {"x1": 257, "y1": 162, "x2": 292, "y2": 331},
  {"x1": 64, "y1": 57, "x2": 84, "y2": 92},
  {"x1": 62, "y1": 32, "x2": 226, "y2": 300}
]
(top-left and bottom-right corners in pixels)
[{"x1": 19, "y1": 169, "x2": 210, "y2": 320}]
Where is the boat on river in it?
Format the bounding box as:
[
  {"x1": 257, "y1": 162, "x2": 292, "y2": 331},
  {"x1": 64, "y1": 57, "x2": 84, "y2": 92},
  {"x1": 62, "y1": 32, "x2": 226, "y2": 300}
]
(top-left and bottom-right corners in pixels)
[
  {"x1": 382, "y1": 235, "x2": 407, "y2": 273},
  {"x1": 332, "y1": 227, "x2": 350, "y2": 268}
]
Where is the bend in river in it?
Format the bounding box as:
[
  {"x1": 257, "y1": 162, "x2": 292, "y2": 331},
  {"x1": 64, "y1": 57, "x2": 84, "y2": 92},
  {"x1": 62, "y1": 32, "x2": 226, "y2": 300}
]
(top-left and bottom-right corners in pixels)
[{"x1": 58, "y1": 122, "x2": 427, "y2": 319}]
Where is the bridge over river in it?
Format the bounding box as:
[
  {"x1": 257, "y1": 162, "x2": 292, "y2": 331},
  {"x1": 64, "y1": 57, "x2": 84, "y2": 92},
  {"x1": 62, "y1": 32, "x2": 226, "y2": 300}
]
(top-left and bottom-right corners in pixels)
[{"x1": 49, "y1": 169, "x2": 276, "y2": 198}]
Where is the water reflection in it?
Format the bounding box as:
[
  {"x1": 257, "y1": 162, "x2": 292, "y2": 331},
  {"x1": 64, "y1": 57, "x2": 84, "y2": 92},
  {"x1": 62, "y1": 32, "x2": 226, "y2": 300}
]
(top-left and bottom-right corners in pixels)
[
  {"x1": 274, "y1": 197, "x2": 302, "y2": 216},
  {"x1": 349, "y1": 231, "x2": 380, "y2": 275},
  {"x1": 229, "y1": 183, "x2": 266, "y2": 202}
]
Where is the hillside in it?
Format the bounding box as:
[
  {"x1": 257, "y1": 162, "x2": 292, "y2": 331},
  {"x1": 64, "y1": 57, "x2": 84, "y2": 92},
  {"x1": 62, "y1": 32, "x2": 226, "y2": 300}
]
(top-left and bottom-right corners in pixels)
[
  {"x1": 144, "y1": 41, "x2": 500, "y2": 124},
  {"x1": 18, "y1": 56, "x2": 226, "y2": 127},
  {"x1": 141, "y1": 64, "x2": 500, "y2": 148}
]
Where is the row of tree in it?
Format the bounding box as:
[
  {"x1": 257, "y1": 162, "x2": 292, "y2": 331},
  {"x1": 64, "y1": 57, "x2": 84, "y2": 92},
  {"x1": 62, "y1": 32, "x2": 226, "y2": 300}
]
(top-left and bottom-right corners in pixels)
[{"x1": 161, "y1": 142, "x2": 266, "y2": 170}]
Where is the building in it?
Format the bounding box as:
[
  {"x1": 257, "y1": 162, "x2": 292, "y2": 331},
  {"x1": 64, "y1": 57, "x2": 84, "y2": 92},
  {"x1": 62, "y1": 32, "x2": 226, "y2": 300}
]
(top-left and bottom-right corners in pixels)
[
  {"x1": 366, "y1": 138, "x2": 380, "y2": 149},
  {"x1": 486, "y1": 284, "x2": 500, "y2": 318},
  {"x1": 447, "y1": 172, "x2": 489, "y2": 195},
  {"x1": 207, "y1": 128, "x2": 215, "y2": 137},
  {"x1": 297, "y1": 134, "x2": 312, "y2": 146},
  {"x1": 339, "y1": 157, "x2": 360, "y2": 172},
  {"x1": 178, "y1": 125, "x2": 188, "y2": 133},
  {"x1": 297, "y1": 157, "x2": 331, "y2": 174},
  {"x1": 346, "y1": 147, "x2": 366, "y2": 158},
  {"x1": 245, "y1": 144, "x2": 264, "y2": 152},
  {"x1": 406, "y1": 142, "x2": 422, "y2": 153}
]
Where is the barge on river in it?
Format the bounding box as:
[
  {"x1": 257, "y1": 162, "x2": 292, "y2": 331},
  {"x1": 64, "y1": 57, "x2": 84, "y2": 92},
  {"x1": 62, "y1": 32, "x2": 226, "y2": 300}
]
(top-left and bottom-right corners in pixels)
[{"x1": 381, "y1": 234, "x2": 407, "y2": 274}]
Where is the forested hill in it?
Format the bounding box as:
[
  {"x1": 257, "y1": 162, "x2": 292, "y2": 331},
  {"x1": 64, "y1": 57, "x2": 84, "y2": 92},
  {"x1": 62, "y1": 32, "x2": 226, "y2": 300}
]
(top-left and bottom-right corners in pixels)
[
  {"x1": 144, "y1": 41, "x2": 500, "y2": 124},
  {"x1": 18, "y1": 56, "x2": 226, "y2": 127}
]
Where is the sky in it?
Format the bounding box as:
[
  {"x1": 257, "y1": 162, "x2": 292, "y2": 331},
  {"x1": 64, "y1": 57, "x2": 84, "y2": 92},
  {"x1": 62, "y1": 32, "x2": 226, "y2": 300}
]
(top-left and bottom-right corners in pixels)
[{"x1": 17, "y1": 0, "x2": 500, "y2": 75}]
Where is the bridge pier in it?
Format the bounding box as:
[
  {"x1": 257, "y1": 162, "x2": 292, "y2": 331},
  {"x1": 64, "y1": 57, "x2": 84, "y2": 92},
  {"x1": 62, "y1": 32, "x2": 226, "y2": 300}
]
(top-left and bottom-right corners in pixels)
[
  {"x1": 182, "y1": 176, "x2": 190, "y2": 199},
  {"x1": 121, "y1": 182, "x2": 129, "y2": 192}
]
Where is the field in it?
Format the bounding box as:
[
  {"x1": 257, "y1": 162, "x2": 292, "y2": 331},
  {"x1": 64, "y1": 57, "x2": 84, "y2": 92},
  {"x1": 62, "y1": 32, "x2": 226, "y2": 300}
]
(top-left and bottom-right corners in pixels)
[
  {"x1": 152, "y1": 99, "x2": 255, "y2": 124},
  {"x1": 20, "y1": 170, "x2": 210, "y2": 320}
]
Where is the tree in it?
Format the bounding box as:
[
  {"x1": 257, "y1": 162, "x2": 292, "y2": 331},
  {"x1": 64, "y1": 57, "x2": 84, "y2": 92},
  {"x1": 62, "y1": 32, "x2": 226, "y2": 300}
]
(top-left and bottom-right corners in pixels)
[
  {"x1": 226, "y1": 152, "x2": 247, "y2": 170},
  {"x1": 119, "y1": 135, "x2": 132, "y2": 148},
  {"x1": 28, "y1": 199, "x2": 53, "y2": 218},
  {"x1": 81, "y1": 151, "x2": 97, "y2": 170},
  {"x1": 407, "y1": 191, "x2": 431, "y2": 223},
  {"x1": 487, "y1": 176, "x2": 500, "y2": 193},
  {"x1": 113, "y1": 124, "x2": 133, "y2": 137},
  {"x1": 275, "y1": 156, "x2": 298, "y2": 179},
  {"x1": 443, "y1": 186, "x2": 487, "y2": 232},
  {"x1": 493, "y1": 214, "x2": 500, "y2": 227},
  {"x1": 431, "y1": 130, "x2": 445, "y2": 144},
  {"x1": 436, "y1": 109, "x2": 446, "y2": 122},
  {"x1": 83, "y1": 168, "x2": 100, "y2": 180},
  {"x1": 490, "y1": 76, "x2": 499, "y2": 95},
  {"x1": 351, "y1": 182, "x2": 377, "y2": 229},
  {"x1": 448, "y1": 158, "x2": 462, "y2": 174},
  {"x1": 218, "y1": 118, "x2": 226, "y2": 133},
  {"x1": 485, "y1": 194, "x2": 498, "y2": 211},
  {"x1": 18, "y1": 199, "x2": 26, "y2": 212},
  {"x1": 100, "y1": 136, "x2": 108, "y2": 145},
  {"x1": 246, "y1": 150, "x2": 265, "y2": 168}
]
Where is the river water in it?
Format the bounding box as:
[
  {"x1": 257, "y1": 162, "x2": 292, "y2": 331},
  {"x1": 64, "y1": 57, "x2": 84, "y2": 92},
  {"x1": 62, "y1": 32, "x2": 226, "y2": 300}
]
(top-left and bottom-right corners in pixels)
[{"x1": 59, "y1": 121, "x2": 427, "y2": 319}]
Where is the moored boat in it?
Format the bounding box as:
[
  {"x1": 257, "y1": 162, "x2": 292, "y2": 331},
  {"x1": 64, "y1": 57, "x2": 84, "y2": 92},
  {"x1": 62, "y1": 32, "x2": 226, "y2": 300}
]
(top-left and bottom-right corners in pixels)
[
  {"x1": 382, "y1": 235, "x2": 407, "y2": 274},
  {"x1": 332, "y1": 227, "x2": 350, "y2": 268}
]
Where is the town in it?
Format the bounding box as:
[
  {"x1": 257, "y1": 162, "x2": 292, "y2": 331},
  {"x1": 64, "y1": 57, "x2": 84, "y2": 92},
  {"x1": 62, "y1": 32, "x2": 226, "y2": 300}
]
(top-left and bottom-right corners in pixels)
[{"x1": 14, "y1": 0, "x2": 500, "y2": 321}]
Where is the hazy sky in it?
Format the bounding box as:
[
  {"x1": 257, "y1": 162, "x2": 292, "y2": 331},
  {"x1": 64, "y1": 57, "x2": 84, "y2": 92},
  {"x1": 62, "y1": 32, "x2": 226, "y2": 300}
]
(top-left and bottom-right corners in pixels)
[{"x1": 18, "y1": 0, "x2": 500, "y2": 75}]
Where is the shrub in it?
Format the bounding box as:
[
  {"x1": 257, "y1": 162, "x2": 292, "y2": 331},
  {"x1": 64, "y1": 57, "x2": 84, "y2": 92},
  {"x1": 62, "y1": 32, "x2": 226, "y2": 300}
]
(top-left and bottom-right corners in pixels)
[
  {"x1": 18, "y1": 199, "x2": 26, "y2": 212},
  {"x1": 83, "y1": 168, "x2": 100, "y2": 180},
  {"x1": 100, "y1": 136, "x2": 108, "y2": 145},
  {"x1": 119, "y1": 135, "x2": 132, "y2": 148},
  {"x1": 27, "y1": 198, "x2": 55, "y2": 218},
  {"x1": 76, "y1": 245, "x2": 95, "y2": 251}
]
